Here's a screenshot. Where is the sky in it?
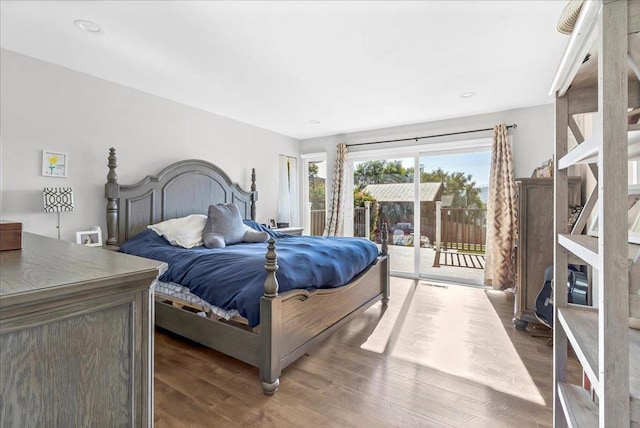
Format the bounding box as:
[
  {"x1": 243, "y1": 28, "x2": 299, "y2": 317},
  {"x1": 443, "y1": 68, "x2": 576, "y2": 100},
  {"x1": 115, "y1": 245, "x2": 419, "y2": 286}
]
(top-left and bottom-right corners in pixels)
[
  {"x1": 419, "y1": 151, "x2": 491, "y2": 187},
  {"x1": 316, "y1": 150, "x2": 492, "y2": 187}
]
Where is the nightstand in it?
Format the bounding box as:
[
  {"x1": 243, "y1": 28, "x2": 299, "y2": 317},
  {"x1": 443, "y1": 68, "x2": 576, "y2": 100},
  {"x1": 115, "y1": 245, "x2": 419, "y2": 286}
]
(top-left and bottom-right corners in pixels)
[{"x1": 272, "y1": 226, "x2": 304, "y2": 236}]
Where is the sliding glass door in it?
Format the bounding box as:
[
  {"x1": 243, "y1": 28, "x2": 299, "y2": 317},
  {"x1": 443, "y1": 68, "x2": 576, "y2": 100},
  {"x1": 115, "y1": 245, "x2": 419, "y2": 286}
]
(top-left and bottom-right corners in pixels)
[
  {"x1": 418, "y1": 151, "x2": 490, "y2": 284},
  {"x1": 352, "y1": 157, "x2": 416, "y2": 276},
  {"x1": 348, "y1": 145, "x2": 490, "y2": 285}
]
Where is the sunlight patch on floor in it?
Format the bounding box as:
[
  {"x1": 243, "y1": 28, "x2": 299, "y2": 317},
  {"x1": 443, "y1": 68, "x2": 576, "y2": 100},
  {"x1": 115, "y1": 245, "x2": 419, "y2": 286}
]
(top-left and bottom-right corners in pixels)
[
  {"x1": 378, "y1": 283, "x2": 547, "y2": 406},
  {"x1": 359, "y1": 278, "x2": 414, "y2": 354}
]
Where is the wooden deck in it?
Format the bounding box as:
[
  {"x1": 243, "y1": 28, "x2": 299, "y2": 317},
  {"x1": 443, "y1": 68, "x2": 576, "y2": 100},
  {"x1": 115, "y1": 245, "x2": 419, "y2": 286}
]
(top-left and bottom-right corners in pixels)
[
  {"x1": 154, "y1": 278, "x2": 582, "y2": 427},
  {"x1": 434, "y1": 250, "x2": 486, "y2": 269},
  {"x1": 386, "y1": 245, "x2": 486, "y2": 284}
]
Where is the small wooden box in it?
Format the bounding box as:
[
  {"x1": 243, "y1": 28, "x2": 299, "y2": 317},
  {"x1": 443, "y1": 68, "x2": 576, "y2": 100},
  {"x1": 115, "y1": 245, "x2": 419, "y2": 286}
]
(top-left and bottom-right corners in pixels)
[{"x1": 0, "y1": 221, "x2": 22, "y2": 251}]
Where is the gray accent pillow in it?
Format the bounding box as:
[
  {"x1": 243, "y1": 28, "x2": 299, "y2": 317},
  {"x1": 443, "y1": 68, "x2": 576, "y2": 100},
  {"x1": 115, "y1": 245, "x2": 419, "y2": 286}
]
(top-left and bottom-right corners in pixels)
[
  {"x1": 243, "y1": 227, "x2": 269, "y2": 243},
  {"x1": 203, "y1": 203, "x2": 246, "y2": 248},
  {"x1": 203, "y1": 232, "x2": 226, "y2": 248},
  {"x1": 202, "y1": 203, "x2": 269, "y2": 248}
]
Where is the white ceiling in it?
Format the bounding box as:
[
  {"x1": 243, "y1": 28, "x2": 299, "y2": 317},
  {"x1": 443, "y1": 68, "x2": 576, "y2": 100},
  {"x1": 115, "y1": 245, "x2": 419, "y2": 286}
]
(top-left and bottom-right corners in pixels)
[{"x1": 0, "y1": 1, "x2": 569, "y2": 140}]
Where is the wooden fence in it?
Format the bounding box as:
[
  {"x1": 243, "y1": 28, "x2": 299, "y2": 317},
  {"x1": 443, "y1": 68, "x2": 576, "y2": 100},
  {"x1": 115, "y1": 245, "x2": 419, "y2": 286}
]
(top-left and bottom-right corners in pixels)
[
  {"x1": 309, "y1": 210, "x2": 326, "y2": 236},
  {"x1": 311, "y1": 207, "x2": 370, "y2": 238},
  {"x1": 440, "y1": 208, "x2": 487, "y2": 252},
  {"x1": 354, "y1": 207, "x2": 368, "y2": 238},
  {"x1": 311, "y1": 205, "x2": 485, "y2": 252}
]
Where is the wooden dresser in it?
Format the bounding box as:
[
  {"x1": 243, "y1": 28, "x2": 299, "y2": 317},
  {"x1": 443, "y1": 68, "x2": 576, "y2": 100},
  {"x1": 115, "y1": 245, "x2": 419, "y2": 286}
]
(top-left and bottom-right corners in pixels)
[
  {"x1": 0, "y1": 233, "x2": 166, "y2": 427},
  {"x1": 513, "y1": 177, "x2": 581, "y2": 329}
]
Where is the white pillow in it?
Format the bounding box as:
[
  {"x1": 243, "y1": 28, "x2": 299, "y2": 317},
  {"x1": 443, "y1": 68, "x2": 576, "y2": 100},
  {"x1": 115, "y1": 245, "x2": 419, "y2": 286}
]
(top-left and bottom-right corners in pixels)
[{"x1": 148, "y1": 214, "x2": 207, "y2": 248}]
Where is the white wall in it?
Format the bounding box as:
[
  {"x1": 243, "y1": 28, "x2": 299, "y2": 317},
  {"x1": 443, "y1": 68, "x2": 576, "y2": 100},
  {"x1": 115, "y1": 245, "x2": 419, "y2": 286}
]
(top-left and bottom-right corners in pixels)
[
  {"x1": 300, "y1": 104, "x2": 556, "y2": 223},
  {"x1": 301, "y1": 104, "x2": 555, "y2": 179},
  {"x1": 0, "y1": 49, "x2": 299, "y2": 241}
]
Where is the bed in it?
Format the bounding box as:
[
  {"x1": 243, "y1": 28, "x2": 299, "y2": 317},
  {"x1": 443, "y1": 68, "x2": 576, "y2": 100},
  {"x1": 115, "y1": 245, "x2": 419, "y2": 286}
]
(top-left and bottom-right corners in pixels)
[{"x1": 104, "y1": 148, "x2": 390, "y2": 394}]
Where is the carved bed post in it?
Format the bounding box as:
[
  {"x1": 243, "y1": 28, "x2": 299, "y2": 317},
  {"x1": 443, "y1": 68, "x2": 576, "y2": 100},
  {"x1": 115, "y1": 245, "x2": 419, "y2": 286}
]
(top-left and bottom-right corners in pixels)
[
  {"x1": 250, "y1": 168, "x2": 257, "y2": 221},
  {"x1": 105, "y1": 148, "x2": 120, "y2": 246},
  {"x1": 380, "y1": 223, "x2": 390, "y2": 305},
  {"x1": 381, "y1": 222, "x2": 388, "y2": 256},
  {"x1": 260, "y1": 238, "x2": 281, "y2": 395}
]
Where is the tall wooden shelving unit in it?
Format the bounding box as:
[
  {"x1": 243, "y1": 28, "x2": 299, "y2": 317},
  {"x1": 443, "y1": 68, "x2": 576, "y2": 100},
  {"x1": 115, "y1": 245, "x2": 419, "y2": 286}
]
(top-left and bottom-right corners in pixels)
[{"x1": 551, "y1": 1, "x2": 640, "y2": 427}]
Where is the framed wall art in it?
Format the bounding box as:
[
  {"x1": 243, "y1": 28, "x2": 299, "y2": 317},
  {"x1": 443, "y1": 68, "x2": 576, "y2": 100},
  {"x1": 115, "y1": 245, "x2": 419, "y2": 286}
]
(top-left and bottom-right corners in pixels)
[{"x1": 42, "y1": 151, "x2": 68, "y2": 177}]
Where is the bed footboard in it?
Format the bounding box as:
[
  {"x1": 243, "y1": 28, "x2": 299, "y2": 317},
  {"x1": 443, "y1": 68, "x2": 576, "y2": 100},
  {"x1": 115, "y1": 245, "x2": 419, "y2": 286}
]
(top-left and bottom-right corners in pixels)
[
  {"x1": 258, "y1": 224, "x2": 389, "y2": 395},
  {"x1": 259, "y1": 239, "x2": 281, "y2": 395}
]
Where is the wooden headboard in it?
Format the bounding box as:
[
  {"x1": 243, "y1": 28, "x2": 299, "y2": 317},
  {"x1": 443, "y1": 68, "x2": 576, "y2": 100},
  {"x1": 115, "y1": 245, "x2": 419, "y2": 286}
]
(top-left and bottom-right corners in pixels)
[{"x1": 105, "y1": 148, "x2": 257, "y2": 245}]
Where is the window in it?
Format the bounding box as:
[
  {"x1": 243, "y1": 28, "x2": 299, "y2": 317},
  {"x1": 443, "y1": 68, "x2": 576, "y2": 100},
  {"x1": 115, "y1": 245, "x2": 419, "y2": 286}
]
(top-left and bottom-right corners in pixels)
[
  {"x1": 302, "y1": 153, "x2": 327, "y2": 235},
  {"x1": 278, "y1": 155, "x2": 299, "y2": 227}
]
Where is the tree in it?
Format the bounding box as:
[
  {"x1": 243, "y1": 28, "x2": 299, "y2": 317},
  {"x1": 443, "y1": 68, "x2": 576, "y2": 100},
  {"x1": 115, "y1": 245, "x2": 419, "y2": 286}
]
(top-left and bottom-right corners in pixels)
[
  {"x1": 353, "y1": 161, "x2": 415, "y2": 234},
  {"x1": 353, "y1": 189, "x2": 378, "y2": 239},
  {"x1": 421, "y1": 168, "x2": 485, "y2": 209},
  {"x1": 420, "y1": 168, "x2": 486, "y2": 227},
  {"x1": 354, "y1": 161, "x2": 483, "y2": 208},
  {"x1": 354, "y1": 188, "x2": 376, "y2": 207},
  {"x1": 354, "y1": 160, "x2": 414, "y2": 189},
  {"x1": 352, "y1": 160, "x2": 486, "y2": 240},
  {"x1": 308, "y1": 162, "x2": 325, "y2": 209},
  {"x1": 309, "y1": 162, "x2": 319, "y2": 178}
]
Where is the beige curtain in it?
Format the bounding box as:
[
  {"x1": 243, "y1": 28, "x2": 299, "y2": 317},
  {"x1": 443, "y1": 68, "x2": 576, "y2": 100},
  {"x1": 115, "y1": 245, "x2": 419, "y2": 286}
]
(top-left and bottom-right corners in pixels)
[
  {"x1": 323, "y1": 143, "x2": 348, "y2": 236},
  {"x1": 484, "y1": 124, "x2": 518, "y2": 290}
]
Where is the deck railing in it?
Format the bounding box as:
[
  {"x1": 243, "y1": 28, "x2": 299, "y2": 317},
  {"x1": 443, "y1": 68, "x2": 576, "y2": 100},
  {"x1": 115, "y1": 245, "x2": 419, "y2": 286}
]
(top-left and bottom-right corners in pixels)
[
  {"x1": 440, "y1": 207, "x2": 487, "y2": 253},
  {"x1": 354, "y1": 207, "x2": 368, "y2": 238},
  {"x1": 309, "y1": 210, "x2": 326, "y2": 236},
  {"x1": 315, "y1": 202, "x2": 485, "y2": 252},
  {"x1": 312, "y1": 207, "x2": 371, "y2": 238}
]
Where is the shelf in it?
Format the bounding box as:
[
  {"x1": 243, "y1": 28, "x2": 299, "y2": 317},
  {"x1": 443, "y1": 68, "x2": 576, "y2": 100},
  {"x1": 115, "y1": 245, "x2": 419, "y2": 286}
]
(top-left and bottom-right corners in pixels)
[
  {"x1": 558, "y1": 306, "x2": 640, "y2": 424},
  {"x1": 557, "y1": 307, "x2": 600, "y2": 394},
  {"x1": 558, "y1": 234, "x2": 599, "y2": 269},
  {"x1": 557, "y1": 235, "x2": 637, "y2": 268},
  {"x1": 558, "y1": 129, "x2": 640, "y2": 169},
  {"x1": 553, "y1": 2, "x2": 639, "y2": 426},
  {"x1": 557, "y1": 383, "x2": 598, "y2": 428},
  {"x1": 558, "y1": 134, "x2": 600, "y2": 169}
]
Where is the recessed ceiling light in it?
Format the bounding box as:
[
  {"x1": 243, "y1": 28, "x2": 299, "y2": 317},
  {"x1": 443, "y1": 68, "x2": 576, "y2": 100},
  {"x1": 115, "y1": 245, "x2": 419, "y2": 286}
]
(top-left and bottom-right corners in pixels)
[
  {"x1": 461, "y1": 92, "x2": 477, "y2": 98},
  {"x1": 309, "y1": 120, "x2": 321, "y2": 124},
  {"x1": 73, "y1": 19, "x2": 104, "y2": 35}
]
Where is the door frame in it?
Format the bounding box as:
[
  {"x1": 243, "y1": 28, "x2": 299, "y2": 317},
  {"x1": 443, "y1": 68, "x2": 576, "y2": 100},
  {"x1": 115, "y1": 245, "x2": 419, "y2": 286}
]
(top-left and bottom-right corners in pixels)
[
  {"x1": 301, "y1": 152, "x2": 328, "y2": 236},
  {"x1": 347, "y1": 137, "x2": 492, "y2": 280}
]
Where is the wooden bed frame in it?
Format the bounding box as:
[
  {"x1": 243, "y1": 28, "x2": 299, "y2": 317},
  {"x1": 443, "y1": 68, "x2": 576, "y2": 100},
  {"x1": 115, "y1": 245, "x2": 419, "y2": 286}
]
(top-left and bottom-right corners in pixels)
[{"x1": 104, "y1": 148, "x2": 390, "y2": 394}]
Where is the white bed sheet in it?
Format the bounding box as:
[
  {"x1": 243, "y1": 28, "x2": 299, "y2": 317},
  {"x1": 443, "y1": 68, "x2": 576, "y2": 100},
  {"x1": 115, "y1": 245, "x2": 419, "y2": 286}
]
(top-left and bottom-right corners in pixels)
[{"x1": 155, "y1": 281, "x2": 240, "y2": 320}]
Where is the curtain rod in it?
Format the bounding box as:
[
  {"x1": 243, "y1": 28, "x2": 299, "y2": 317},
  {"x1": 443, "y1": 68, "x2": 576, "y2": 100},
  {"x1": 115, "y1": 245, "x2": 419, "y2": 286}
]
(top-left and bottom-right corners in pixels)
[{"x1": 346, "y1": 123, "x2": 517, "y2": 148}]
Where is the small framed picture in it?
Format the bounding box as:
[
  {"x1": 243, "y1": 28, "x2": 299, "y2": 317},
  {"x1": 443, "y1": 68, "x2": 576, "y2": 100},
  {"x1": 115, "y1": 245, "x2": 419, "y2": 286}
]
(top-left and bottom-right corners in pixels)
[
  {"x1": 76, "y1": 230, "x2": 102, "y2": 247},
  {"x1": 268, "y1": 218, "x2": 277, "y2": 228},
  {"x1": 42, "y1": 150, "x2": 68, "y2": 177}
]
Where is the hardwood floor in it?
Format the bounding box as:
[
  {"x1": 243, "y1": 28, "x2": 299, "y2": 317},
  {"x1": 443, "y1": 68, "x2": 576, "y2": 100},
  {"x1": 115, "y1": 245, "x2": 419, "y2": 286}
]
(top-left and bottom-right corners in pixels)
[{"x1": 154, "y1": 278, "x2": 582, "y2": 427}]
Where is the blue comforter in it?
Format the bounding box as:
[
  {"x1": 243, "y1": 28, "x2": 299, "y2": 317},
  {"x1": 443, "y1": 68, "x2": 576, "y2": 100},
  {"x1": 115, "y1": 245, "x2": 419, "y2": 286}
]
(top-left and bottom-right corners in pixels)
[{"x1": 119, "y1": 227, "x2": 380, "y2": 327}]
